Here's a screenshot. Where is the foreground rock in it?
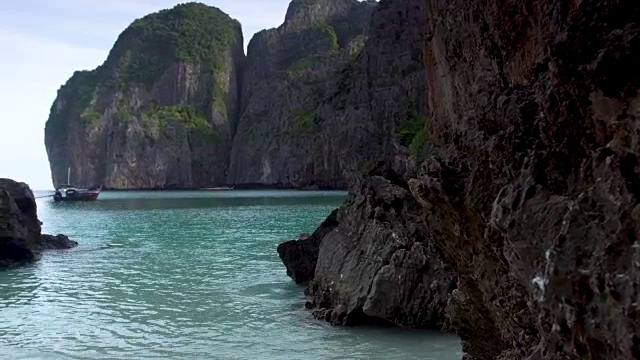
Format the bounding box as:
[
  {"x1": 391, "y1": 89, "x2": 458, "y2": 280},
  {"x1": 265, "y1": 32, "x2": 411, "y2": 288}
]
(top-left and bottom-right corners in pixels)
[
  {"x1": 0, "y1": 179, "x2": 77, "y2": 267},
  {"x1": 280, "y1": 163, "x2": 456, "y2": 329},
  {"x1": 411, "y1": 0, "x2": 640, "y2": 358}
]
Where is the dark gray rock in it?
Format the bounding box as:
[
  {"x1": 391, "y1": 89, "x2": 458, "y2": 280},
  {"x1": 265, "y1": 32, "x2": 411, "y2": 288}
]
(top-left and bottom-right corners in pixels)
[
  {"x1": 410, "y1": 0, "x2": 640, "y2": 358},
  {"x1": 228, "y1": 0, "x2": 428, "y2": 188},
  {"x1": 277, "y1": 209, "x2": 339, "y2": 283},
  {"x1": 0, "y1": 178, "x2": 77, "y2": 268},
  {"x1": 292, "y1": 163, "x2": 456, "y2": 328},
  {"x1": 313, "y1": 0, "x2": 430, "y2": 184},
  {"x1": 41, "y1": 234, "x2": 79, "y2": 250},
  {"x1": 227, "y1": 0, "x2": 376, "y2": 189},
  {"x1": 0, "y1": 179, "x2": 42, "y2": 266}
]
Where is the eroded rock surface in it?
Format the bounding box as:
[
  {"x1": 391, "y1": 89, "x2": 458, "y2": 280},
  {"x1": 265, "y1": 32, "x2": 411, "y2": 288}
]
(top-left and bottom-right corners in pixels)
[
  {"x1": 276, "y1": 0, "x2": 449, "y2": 330},
  {"x1": 0, "y1": 179, "x2": 77, "y2": 267},
  {"x1": 299, "y1": 163, "x2": 455, "y2": 328},
  {"x1": 227, "y1": 0, "x2": 376, "y2": 188},
  {"x1": 411, "y1": 0, "x2": 640, "y2": 358},
  {"x1": 277, "y1": 209, "x2": 339, "y2": 283}
]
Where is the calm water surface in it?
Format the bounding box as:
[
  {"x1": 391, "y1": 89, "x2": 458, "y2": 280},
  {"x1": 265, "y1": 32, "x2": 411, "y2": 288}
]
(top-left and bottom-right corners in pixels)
[{"x1": 0, "y1": 190, "x2": 462, "y2": 359}]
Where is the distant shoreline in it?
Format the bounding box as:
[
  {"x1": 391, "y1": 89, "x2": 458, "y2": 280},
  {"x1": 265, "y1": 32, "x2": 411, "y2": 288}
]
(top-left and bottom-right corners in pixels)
[{"x1": 36, "y1": 184, "x2": 348, "y2": 192}]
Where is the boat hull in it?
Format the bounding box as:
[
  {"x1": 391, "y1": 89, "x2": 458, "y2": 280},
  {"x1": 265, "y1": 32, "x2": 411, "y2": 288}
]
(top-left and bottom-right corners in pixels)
[
  {"x1": 53, "y1": 192, "x2": 100, "y2": 202},
  {"x1": 53, "y1": 186, "x2": 102, "y2": 202}
]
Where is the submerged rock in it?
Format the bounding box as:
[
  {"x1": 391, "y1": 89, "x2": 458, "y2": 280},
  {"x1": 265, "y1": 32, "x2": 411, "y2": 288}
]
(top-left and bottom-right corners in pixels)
[
  {"x1": 41, "y1": 234, "x2": 78, "y2": 250},
  {"x1": 0, "y1": 178, "x2": 77, "y2": 267}
]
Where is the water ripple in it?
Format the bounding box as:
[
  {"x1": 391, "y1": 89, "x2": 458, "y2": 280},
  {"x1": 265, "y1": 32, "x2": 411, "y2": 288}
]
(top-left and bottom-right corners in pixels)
[{"x1": 0, "y1": 191, "x2": 462, "y2": 359}]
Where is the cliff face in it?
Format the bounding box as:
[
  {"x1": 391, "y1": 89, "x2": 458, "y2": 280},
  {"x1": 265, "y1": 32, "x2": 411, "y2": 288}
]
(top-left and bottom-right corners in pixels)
[
  {"x1": 314, "y1": 0, "x2": 429, "y2": 185},
  {"x1": 409, "y1": 0, "x2": 640, "y2": 358},
  {"x1": 46, "y1": 0, "x2": 429, "y2": 190},
  {"x1": 227, "y1": 0, "x2": 376, "y2": 188},
  {"x1": 275, "y1": 0, "x2": 453, "y2": 329},
  {"x1": 45, "y1": 3, "x2": 244, "y2": 189},
  {"x1": 0, "y1": 179, "x2": 77, "y2": 267}
]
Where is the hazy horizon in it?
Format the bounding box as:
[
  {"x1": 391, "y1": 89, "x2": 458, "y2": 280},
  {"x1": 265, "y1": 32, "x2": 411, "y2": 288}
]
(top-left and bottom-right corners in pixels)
[{"x1": 0, "y1": 0, "x2": 291, "y2": 190}]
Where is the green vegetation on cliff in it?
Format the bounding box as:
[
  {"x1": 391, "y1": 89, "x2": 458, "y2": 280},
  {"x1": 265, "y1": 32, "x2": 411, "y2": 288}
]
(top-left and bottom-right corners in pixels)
[
  {"x1": 46, "y1": 2, "x2": 241, "y2": 134},
  {"x1": 143, "y1": 103, "x2": 209, "y2": 130},
  {"x1": 57, "y1": 1, "x2": 242, "y2": 115},
  {"x1": 141, "y1": 103, "x2": 219, "y2": 143},
  {"x1": 109, "y1": 2, "x2": 241, "y2": 89},
  {"x1": 80, "y1": 111, "x2": 101, "y2": 124},
  {"x1": 289, "y1": 109, "x2": 320, "y2": 134},
  {"x1": 318, "y1": 25, "x2": 340, "y2": 50},
  {"x1": 73, "y1": 71, "x2": 99, "y2": 111},
  {"x1": 398, "y1": 114, "x2": 430, "y2": 161}
]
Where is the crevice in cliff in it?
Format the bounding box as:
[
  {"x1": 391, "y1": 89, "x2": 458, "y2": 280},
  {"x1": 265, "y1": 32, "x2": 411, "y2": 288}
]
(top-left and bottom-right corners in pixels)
[
  {"x1": 230, "y1": 41, "x2": 246, "y2": 138},
  {"x1": 619, "y1": 153, "x2": 640, "y2": 204}
]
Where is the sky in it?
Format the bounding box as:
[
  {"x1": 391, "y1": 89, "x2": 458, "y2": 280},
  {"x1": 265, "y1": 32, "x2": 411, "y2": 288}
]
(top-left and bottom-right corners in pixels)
[{"x1": 0, "y1": 0, "x2": 291, "y2": 190}]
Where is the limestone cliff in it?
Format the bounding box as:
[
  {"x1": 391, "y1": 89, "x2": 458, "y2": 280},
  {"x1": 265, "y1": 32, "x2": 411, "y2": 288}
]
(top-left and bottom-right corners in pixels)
[
  {"x1": 45, "y1": 3, "x2": 244, "y2": 189},
  {"x1": 228, "y1": 0, "x2": 429, "y2": 189},
  {"x1": 46, "y1": 0, "x2": 429, "y2": 190},
  {"x1": 227, "y1": 0, "x2": 376, "y2": 188},
  {"x1": 314, "y1": 0, "x2": 429, "y2": 184},
  {"x1": 411, "y1": 0, "x2": 640, "y2": 358}
]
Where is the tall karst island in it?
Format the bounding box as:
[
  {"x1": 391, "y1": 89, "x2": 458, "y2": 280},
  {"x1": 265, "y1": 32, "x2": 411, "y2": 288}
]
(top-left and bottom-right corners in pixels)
[
  {"x1": 44, "y1": 0, "x2": 427, "y2": 190},
  {"x1": 45, "y1": 3, "x2": 244, "y2": 189}
]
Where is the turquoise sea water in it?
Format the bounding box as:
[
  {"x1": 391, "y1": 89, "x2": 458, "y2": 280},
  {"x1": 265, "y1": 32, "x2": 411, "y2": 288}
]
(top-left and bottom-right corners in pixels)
[{"x1": 0, "y1": 190, "x2": 462, "y2": 359}]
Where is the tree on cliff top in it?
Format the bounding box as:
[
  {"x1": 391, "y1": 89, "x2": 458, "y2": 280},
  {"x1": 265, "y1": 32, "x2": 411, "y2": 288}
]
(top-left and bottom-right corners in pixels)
[{"x1": 103, "y1": 2, "x2": 243, "y2": 88}]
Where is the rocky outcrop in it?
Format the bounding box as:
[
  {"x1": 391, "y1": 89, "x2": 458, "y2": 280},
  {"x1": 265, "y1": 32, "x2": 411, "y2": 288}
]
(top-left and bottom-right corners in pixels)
[
  {"x1": 45, "y1": 3, "x2": 244, "y2": 189},
  {"x1": 277, "y1": 209, "x2": 339, "y2": 283},
  {"x1": 0, "y1": 179, "x2": 77, "y2": 267},
  {"x1": 280, "y1": 163, "x2": 456, "y2": 329},
  {"x1": 276, "y1": 0, "x2": 449, "y2": 330},
  {"x1": 278, "y1": 1, "x2": 640, "y2": 358},
  {"x1": 408, "y1": 0, "x2": 640, "y2": 358}
]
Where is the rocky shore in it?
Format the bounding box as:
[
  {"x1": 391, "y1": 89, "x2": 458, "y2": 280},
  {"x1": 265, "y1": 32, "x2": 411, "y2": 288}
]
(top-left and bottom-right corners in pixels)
[
  {"x1": 280, "y1": 0, "x2": 640, "y2": 359},
  {"x1": 0, "y1": 178, "x2": 77, "y2": 268},
  {"x1": 295, "y1": 163, "x2": 456, "y2": 329}
]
